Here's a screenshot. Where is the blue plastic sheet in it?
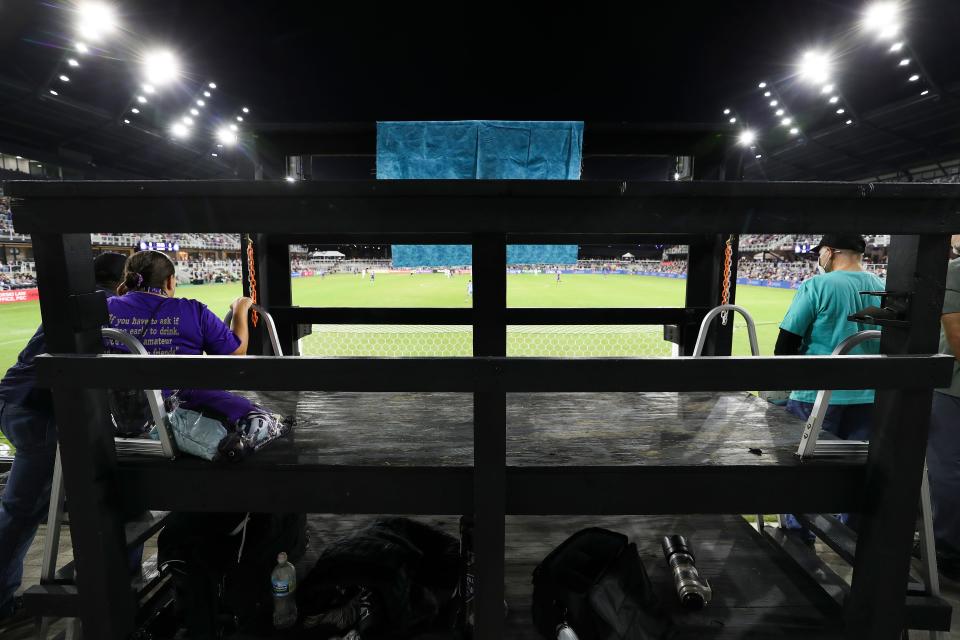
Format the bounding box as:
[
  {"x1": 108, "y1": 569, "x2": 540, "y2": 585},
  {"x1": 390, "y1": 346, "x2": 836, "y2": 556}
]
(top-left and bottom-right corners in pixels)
[{"x1": 378, "y1": 121, "x2": 582, "y2": 267}]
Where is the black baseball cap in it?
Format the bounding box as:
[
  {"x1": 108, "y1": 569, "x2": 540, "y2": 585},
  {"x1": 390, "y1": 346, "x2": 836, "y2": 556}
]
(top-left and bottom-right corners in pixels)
[
  {"x1": 93, "y1": 251, "x2": 128, "y2": 285},
  {"x1": 810, "y1": 234, "x2": 866, "y2": 254}
]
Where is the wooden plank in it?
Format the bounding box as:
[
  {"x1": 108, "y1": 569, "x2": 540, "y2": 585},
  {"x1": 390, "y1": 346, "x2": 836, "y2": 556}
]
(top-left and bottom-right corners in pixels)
[
  {"x1": 7, "y1": 180, "x2": 960, "y2": 234},
  {"x1": 33, "y1": 353, "x2": 955, "y2": 392}
]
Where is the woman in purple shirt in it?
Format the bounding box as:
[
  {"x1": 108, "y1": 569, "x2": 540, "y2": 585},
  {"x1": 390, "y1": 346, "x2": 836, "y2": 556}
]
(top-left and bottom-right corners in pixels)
[{"x1": 105, "y1": 250, "x2": 255, "y2": 423}]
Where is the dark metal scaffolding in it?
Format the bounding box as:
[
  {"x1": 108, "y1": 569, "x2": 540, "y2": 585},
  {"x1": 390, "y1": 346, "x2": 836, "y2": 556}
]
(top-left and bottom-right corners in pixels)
[{"x1": 5, "y1": 177, "x2": 960, "y2": 639}]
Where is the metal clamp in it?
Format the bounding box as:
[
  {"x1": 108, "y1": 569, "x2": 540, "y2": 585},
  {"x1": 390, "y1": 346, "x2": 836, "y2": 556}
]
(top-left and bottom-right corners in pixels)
[{"x1": 847, "y1": 290, "x2": 911, "y2": 328}]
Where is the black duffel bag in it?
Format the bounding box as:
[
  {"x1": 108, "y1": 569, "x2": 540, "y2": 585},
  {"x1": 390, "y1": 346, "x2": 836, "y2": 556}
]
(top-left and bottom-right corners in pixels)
[{"x1": 532, "y1": 527, "x2": 673, "y2": 640}]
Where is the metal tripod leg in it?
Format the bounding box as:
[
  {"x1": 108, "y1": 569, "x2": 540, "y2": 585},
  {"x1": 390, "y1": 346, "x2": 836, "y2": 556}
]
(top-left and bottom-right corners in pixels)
[
  {"x1": 917, "y1": 465, "x2": 941, "y2": 640},
  {"x1": 35, "y1": 447, "x2": 67, "y2": 640}
]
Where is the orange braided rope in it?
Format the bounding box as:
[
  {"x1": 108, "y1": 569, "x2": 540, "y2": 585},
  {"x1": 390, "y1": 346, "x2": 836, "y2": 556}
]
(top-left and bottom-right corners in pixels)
[
  {"x1": 245, "y1": 234, "x2": 259, "y2": 328},
  {"x1": 720, "y1": 235, "x2": 733, "y2": 325}
]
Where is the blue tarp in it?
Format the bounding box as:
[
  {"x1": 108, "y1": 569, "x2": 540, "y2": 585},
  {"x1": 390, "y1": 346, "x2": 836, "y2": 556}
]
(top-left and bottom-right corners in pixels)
[{"x1": 378, "y1": 121, "x2": 583, "y2": 268}]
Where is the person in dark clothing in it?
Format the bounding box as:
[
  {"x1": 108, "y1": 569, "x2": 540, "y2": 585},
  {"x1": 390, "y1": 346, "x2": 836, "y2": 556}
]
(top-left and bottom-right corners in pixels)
[{"x1": 0, "y1": 252, "x2": 127, "y2": 622}]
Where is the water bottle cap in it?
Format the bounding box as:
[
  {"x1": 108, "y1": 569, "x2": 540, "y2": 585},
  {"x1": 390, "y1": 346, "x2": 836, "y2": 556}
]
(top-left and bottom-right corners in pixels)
[{"x1": 277, "y1": 552, "x2": 287, "y2": 563}]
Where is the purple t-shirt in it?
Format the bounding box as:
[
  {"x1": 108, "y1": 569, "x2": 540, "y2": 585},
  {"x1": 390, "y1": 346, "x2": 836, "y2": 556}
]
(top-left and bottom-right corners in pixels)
[{"x1": 105, "y1": 292, "x2": 252, "y2": 423}]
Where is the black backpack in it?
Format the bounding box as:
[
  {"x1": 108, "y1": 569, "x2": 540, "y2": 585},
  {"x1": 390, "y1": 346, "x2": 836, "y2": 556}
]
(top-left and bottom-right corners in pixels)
[{"x1": 531, "y1": 527, "x2": 673, "y2": 640}]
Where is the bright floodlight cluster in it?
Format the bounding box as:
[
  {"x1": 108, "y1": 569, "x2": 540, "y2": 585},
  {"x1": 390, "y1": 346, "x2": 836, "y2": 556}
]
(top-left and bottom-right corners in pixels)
[
  {"x1": 76, "y1": 2, "x2": 117, "y2": 41},
  {"x1": 863, "y1": 1, "x2": 902, "y2": 39}
]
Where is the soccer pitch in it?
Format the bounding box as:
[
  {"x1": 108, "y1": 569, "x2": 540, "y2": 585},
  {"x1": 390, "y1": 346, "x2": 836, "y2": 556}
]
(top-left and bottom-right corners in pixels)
[{"x1": 0, "y1": 273, "x2": 796, "y2": 371}]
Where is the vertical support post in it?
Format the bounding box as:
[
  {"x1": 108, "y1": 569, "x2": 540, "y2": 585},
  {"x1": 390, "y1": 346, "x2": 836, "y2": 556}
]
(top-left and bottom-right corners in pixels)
[
  {"x1": 241, "y1": 233, "x2": 296, "y2": 355},
  {"x1": 845, "y1": 234, "x2": 950, "y2": 639},
  {"x1": 683, "y1": 235, "x2": 728, "y2": 355},
  {"x1": 266, "y1": 237, "x2": 297, "y2": 355},
  {"x1": 32, "y1": 233, "x2": 136, "y2": 639},
  {"x1": 471, "y1": 234, "x2": 506, "y2": 639}
]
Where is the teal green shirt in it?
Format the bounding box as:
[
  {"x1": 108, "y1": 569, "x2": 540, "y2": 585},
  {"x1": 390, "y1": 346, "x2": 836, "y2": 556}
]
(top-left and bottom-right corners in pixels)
[
  {"x1": 937, "y1": 258, "x2": 960, "y2": 398},
  {"x1": 780, "y1": 270, "x2": 885, "y2": 405}
]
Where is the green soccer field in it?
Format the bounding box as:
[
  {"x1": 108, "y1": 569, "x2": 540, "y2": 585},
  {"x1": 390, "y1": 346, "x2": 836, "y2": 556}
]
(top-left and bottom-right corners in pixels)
[
  {"x1": 0, "y1": 273, "x2": 796, "y2": 453},
  {"x1": 0, "y1": 272, "x2": 796, "y2": 368}
]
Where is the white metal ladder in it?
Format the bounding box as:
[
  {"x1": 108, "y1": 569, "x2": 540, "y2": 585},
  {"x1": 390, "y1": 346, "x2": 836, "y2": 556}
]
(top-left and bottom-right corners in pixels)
[{"x1": 793, "y1": 329, "x2": 941, "y2": 638}]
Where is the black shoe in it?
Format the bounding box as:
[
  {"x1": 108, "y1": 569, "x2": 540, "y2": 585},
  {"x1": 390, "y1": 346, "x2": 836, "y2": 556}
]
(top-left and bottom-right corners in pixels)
[{"x1": 0, "y1": 596, "x2": 31, "y2": 632}]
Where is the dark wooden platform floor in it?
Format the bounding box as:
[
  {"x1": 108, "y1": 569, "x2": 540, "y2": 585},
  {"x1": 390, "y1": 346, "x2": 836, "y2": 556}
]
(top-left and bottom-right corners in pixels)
[
  {"x1": 288, "y1": 513, "x2": 843, "y2": 639},
  {"x1": 240, "y1": 391, "x2": 836, "y2": 467}
]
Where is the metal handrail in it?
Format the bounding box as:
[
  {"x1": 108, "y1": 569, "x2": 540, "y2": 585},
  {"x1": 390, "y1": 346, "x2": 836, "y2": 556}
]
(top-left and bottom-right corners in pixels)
[
  {"x1": 692, "y1": 304, "x2": 760, "y2": 357},
  {"x1": 795, "y1": 330, "x2": 881, "y2": 460},
  {"x1": 101, "y1": 327, "x2": 177, "y2": 459},
  {"x1": 224, "y1": 303, "x2": 284, "y2": 357}
]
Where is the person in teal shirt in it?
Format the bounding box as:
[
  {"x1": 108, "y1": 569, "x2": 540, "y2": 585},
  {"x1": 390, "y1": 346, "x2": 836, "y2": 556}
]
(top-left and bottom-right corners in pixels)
[
  {"x1": 775, "y1": 234, "x2": 885, "y2": 440},
  {"x1": 775, "y1": 235, "x2": 884, "y2": 540}
]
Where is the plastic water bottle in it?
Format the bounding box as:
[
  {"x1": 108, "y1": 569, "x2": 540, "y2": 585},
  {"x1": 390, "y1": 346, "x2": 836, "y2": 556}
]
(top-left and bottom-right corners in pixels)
[{"x1": 271, "y1": 552, "x2": 298, "y2": 629}]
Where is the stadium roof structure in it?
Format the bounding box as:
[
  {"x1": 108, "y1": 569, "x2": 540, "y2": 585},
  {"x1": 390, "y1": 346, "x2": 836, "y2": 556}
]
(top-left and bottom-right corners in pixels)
[
  {"x1": 0, "y1": 2, "x2": 958, "y2": 182},
  {"x1": 744, "y1": 83, "x2": 960, "y2": 182}
]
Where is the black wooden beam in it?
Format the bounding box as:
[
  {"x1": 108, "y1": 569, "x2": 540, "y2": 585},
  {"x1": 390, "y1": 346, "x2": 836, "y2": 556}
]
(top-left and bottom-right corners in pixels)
[
  {"x1": 116, "y1": 464, "x2": 472, "y2": 514},
  {"x1": 35, "y1": 353, "x2": 955, "y2": 392},
  {"x1": 31, "y1": 233, "x2": 137, "y2": 639},
  {"x1": 845, "y1": 234, "x2": 951, "y2": 639},
  {"x1": 7, "y1": 180, "x2": 960, "y2": 234}
]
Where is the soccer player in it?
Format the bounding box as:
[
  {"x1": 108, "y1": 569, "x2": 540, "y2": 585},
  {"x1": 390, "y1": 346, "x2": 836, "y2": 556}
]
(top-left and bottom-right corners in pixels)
[{"x1": 556, "y1": 269, "x2": 561, "y2": 284}]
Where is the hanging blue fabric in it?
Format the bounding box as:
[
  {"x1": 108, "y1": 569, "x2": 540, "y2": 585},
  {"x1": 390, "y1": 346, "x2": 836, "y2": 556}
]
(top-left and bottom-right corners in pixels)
[{"x1": 377, "y1": 121, "x2": 583, "y2": 267}]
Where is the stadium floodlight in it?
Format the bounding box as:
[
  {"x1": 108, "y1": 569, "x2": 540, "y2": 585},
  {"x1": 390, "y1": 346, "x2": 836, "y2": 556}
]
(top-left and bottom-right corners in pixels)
[
  {"x1": 181, "y1": 116, "x2": 194, "y2": 125},
  {"x1": 208, "y1": 82, "x2": 217, "y2": 89},
  {"x1": 67, "y1": 58, "x2": 79, "y2": 67},
  {"x1": 190, "y1": 108, "x2": 199, "y2": 116},
  {"x1": 196, "y1": 99, "x2": 205, "y2": 106},
  {"x1": 170, "y1": 122, "x2": 189, "y2": 139},
  {"x1": 846, "y1": 119, "x2": 854, "y2": 124},
  {"x1": 775, "y1": 109, "x2": 784, "y2": 116},
  {"x1": 673, "y1": 172, "x2": 680, "y2": 181},
  {"x1": 123, "y1": 119, "x2": 130, "y2": 124},
  {"x1": 59, "y1": 75, "x2": 70, "y2": 82},
  {"x1": 211, "y1": 152, "x2": 218, "y2": 157},
  {"x1": 799, "y1": 49, "x2": 832, "y2": 85},
  {"x1": 908, "y1": 74, "x2": 919, "y2": 81},
  {"x1": 723, "y1": 108, "x2": 731, "y2": 115},
  {"x1": 142, "y1": 49, "x2": 180, "y2": 86},
  {"x1": 236, "y1": 116, "x2": 244, "y2": 122},
  {"x1": 821, "y1": 83, "x2": 834, "y2": 94},
  {"x1": 142, "y1": 83, "x2": 155, "y2": 94},
  {"x1": 130, "y1": 107, "x2": 139, "y2": 114},
  {"x1": 229, "y1": 123, "x2": 238, "y2": 132},
  {"x1": 836, "y1": 108, "x2": 846, "y2": 114},
  {"x1": 863, "y1": 1, "x2": 902, "y2": 39},
  {"x1": 755, "y1": 154, "x2": 762, "y2": 159},
  {"x1": 921, "y1": 89, "x2": 929, "y2": 95},
  {"x1": 789, "y1": 127, "x2": 800, "y2": 135},
  {"x1": 76, "y1": 2, "x2": 117, "y2": 41},
  {"x1": 242, "y1": 107, "x2": 249, "y2": 114},
  {"x1": 828, "y1": 95, "x2": 839, "y2": 104},
  {"x1": 899, "y1": 58, "x2": 910, "y2": 66},
  {"x1": 763, "y1": 91, "x2": 771, "y2": 97},
  {"x1": 728, "y1": 117, "x2": 736, "y2": 124},
  {"x1": 75, "y1": 42, "x2": 89, "y2": 54},
  {"x1": 49, "y1": 89, "x2": 58, "y2": 96},
  {"x1": 136, "y1": 95, "x2": 147, "y2": 104},
  {"x1": 285, "y1": 176, "x2": 296, "y2": 183},
  {"x1": 769, "y1": 100, "x2": 778, "y2": 107},
  {"x1": 890, "y1": 41, "x2": 904, "y2": 52},
  {"x1": 758, "y1": 81, "x2": 767, "y2": 88},
  {"x1": 203, "y1": 90, "x2": 211, "y2": 97},
  {"x1": 781, "y1": 117, "x2": 793, "y2": 126},
  {"x1": 737, "y1": 129, "x2": 756, "y2": 146},
  {"x1": 216, "y1": 127, "x2": 238, "y2": 146}
]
